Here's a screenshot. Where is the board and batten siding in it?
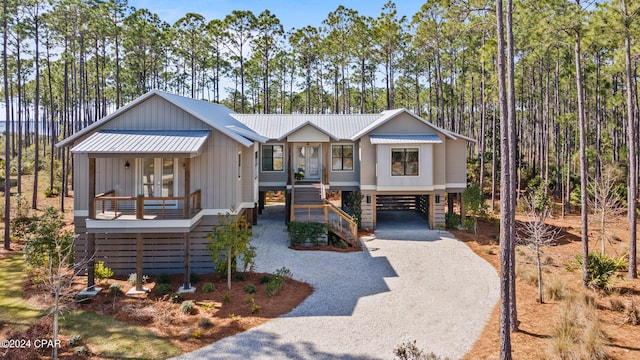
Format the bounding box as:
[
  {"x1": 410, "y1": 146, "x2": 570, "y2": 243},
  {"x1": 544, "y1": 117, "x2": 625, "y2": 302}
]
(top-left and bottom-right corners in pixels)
[
  {"x1": 74, "y1": 216, "x2": 219, "y2": 274},
  {"x1": 258, "y1": 141, "x2": 288, "y2": 188},
  {"x1": 359, "y1": 135, "x2": 377, "y2": 187},
  {"x1": 445, "y1": 139, "x2": 467, "y2": 188},
  {"x1": 432, "y1": 138, "x2": 447, "y2": 187}
]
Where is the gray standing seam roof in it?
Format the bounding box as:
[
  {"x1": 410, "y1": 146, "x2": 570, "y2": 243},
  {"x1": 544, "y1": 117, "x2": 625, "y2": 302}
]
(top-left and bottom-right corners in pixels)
[
  {"x1": 369, "y1": 134, "x2": 443, "y2": 144},
  {"x1": 70, "y1": 130, "x2": 210, "y2": 155}
]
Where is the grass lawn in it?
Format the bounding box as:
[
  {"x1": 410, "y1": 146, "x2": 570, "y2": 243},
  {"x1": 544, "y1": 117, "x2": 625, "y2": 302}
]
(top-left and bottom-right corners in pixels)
[{"x1": 0, "y1": 253, "x2": 180, "y2": 359}]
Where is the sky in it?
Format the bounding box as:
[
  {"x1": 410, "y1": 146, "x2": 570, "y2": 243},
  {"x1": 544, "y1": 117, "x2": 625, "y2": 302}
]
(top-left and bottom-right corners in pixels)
[{"x1": 127, "y1": 0, "x2": 426, "y2": 30}]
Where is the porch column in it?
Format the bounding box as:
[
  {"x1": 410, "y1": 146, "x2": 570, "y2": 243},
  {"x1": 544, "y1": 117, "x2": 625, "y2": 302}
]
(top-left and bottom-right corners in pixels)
[
  {"x1": 182, "y1": 234, "x2": 191, "y2": 291},
  {"x1": 136, "y1": 233, "x2": 144, "y2": 291},
  {"x1": 87, "y1": 158, "x2": 96, "y2": 289},
  {"x1": 322, "y1": 143, "x2": 329, "y2": 185},
  {"x1": 447, "y1": 192, "x2": 454, "y2": 215},
  {"x1": 258, "y1": 191, "x2": 265, "y2": 213},
  {"x1": 459, "y1": 193, "x2": 465, "y2": 221},
  {"x1": 183, "y1": 158, "x2": 191, "y2": 219}
]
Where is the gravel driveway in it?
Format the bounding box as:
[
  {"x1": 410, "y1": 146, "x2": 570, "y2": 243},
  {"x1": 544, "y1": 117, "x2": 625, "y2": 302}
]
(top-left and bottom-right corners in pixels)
[{"x1": 172, "y1": 205, "x2": 499, "y2": 360}]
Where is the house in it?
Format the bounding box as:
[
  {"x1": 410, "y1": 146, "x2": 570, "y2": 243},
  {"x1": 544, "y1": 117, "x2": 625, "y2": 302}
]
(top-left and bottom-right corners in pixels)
[{"x1": 58, "y1": 90, "x2": 471, "y2": 292}]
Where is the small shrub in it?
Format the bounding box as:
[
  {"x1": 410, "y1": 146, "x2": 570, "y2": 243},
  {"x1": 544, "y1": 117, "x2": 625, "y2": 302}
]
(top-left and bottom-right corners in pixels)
[
  {"x1": 221, "y1": 293, "x2": 232, "y2": 304},
  {"x1": 516, "y1": 266, "x2": 539, "y2": 286},
  {"x1": 287, "y1": 221, "x2": 327, "y2": 245},
  {"x1": 170, "y1": 292, "x2": 183, "y2": 304},
  {"x1": 68, "y1": 334, "x2": 83, "y2": 346},
  {"x1": 198, "y1": 317, "x2": 212, "y2": 328},
  {"x1": 180, "y1": 300, "x2": 195, "y2": 314},
  {"x1": 544, "y1": 277, "x2": 569, "y2": 301},
  {"x1": 127, "y1": 273, "x2": 149, "y2": 285},
  {"x1": 266, "y1": 278, "x2": 282, "y2": 297},
  {"x1": 564, "y1": 262, "x2": 575, "y2": 272},
  {"x1": 155, "y1": 283, "x2": 172, "y2": 296},
  {"x1": 243, "y1": 295, "x2": 254, "y2": 304},
  {"x1": 234, "y1": 272, "x2": 247, "y2": 281},
  {"x1": 251, "y1": 301, "x2": 261, "y2": 313},
  {"x1": 73, "y1": 345, "x2": 89, "y2": 357},
  {"x1": 259, "y1": 275, "x2": 271, "y2": 284},
  {"x1": 155, "y1": 273, "x2": 170, "y2": 284},
  {"x1": 191, "y1": 329, "x2": 202, "y2": 339},
  {"x1": 575, "y1": 252, "x2": 619, "y2": 290},
  {"x1": 276, "y1": 267, "x2": 292, "y2": 279},
  {"x1": 394, "y1": 340, "x2": 448, "y2": 360},
  {"x1": 201, "y1": 282, "x2": 215, "y2": 293},
  {"x1": 461, "y1": 218, "x2": 475, "y2": 232},
  {"x1": 609, "y1": 298, "x2": 625, "y2": 312},
  {"x1": 199, "y1": 302, "x2": 215, "y2": 311},
  {"x1": 190, "y1": 272, "x2": 200, "y2": 284},
  {"x1": 445, "y1": 212, "x2": 460, "y2": 229},
  {"x1": 243, "y1": 284, "x2": 256, "y2": 294},
  {"x1": 109, "y1": 283, "x2": 123, "y2": 296},
  {"x1": 94, "y1": 261, "x2": 114, "y2": 281},
  {"x1": 227, "y1": 313, "x2": 241, "y2": 320},
  {"x1": 484, "y1": 248, "x2": 495, "y2": 255}
]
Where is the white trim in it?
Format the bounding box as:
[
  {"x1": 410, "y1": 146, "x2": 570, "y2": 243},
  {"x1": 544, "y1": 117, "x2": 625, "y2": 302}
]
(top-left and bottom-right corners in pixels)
[
  {"x1": 446, "y1": 183, "x2": 467, "y2": 189},
  {"x1": 259, "y1": 182, "x2": 286, "y2": 187},
  {"x1": 330, "y1": 143, "x2": 355, "y2": 172},
  {"x1": 376, "y1": 185, "x2": 435, "y2": 191},
  {"x1": 361, "y1": 185, "x2": 376, "y2": 190},
  {"x1": 260, "y1": 143, "x2": 285, "y2": 172},
  {"x1": 75, "y1": 210, "x2": 89, "y2": 217},
  {"x1": 328, "y1": 181, "x2": 360, "y2": 187}
]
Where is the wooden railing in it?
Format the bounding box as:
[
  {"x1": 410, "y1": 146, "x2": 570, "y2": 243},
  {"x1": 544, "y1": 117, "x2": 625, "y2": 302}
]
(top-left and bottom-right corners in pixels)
[
  {"x1": 93, "y1": 189, "x2": 202, "y2": 220},
  {"x1": 289, "y1": 200, "x2": 358, "y2": 245}
]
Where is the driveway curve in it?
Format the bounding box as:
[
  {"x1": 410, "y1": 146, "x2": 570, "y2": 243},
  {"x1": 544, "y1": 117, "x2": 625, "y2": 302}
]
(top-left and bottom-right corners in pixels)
[{"x1": 172, "y1": 205, "x2": 499, "y2": 360}]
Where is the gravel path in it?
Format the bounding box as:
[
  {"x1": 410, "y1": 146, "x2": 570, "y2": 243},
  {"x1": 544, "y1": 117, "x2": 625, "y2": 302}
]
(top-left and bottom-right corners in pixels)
[{"x1": 172, "y1": 206, "x2": 499, "y2": 360}]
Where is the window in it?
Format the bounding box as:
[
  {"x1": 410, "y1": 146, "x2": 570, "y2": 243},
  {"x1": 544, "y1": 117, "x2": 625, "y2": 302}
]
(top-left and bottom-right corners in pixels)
[
  {"x1": 332, "y1": 144, "x2": 353, "y2": 171},
  {"x1": 391, "y1": 148, "x2": 419, "y2": 176},
  {"x1": 262, "y1": 145, "x2": 284, "y2": 171}
]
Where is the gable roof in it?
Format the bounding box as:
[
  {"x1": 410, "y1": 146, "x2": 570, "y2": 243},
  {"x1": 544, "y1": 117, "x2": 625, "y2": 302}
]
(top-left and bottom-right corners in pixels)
[
  {"x1": 70, "y1": 130, "x2": 210, "y2": 156},
  {"x1": 57, "y1": 90, "x2": 266, "y2": 148}
]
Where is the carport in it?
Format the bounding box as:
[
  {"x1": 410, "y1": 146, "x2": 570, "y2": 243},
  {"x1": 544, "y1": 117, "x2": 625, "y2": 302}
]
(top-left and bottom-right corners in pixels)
[{"x1": 375, "y1": 194, "x2": 430, "y2": 230}]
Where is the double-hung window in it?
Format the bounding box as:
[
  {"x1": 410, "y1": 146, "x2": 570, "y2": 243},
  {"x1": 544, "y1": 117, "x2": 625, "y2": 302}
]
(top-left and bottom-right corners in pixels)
[
  {"x1": 262, "y1": 145, "x2": 284, "y2": 171},
  {"x1": 391, "y1": 148, "x2": 419, "y2": 176},
  {"x1": 331, "y1": 144, "x2": 353, "y2": 171}
]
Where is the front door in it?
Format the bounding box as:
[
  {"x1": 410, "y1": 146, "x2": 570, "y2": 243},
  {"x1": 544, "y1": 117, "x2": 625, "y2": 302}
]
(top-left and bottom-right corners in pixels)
[
  {"x1": 140, "y1": 158, "x2": 177, "y2": 207},
  {"x1": 295, "y1": 143, "x2": 321, "y2": 181}
]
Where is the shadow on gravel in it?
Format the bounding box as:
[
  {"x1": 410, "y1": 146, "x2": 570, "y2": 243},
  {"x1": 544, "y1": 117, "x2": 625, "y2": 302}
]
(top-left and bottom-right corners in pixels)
[
  {"x1": 175, "y1": 329, "x2": 382, "y2": 360},
  {"x1": 374, "y1": 211, "x2": 444, "y2": 241}
]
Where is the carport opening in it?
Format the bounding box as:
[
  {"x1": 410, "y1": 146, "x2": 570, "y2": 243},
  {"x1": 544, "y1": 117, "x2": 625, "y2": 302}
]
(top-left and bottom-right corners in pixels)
[{"x1": 375, "y1": 195, "x2": 430, "y2": 229}]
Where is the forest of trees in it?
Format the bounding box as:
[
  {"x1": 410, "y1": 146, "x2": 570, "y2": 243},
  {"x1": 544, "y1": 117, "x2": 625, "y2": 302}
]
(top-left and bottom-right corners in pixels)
[{"x1": 1, "y1": 0, "x2": 638, "y2": 356}]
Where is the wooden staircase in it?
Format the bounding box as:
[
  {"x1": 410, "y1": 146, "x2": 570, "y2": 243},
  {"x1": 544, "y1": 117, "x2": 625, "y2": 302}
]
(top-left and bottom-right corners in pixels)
[{"x1": 290, "y1": 183, "x2": 359, "y2": 247}]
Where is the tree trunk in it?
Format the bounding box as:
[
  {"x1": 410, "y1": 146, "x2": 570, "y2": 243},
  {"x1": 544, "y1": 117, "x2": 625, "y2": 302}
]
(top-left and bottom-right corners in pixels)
[{"x1": 3, "y1": 0, "x2": 11, "y2": 250}]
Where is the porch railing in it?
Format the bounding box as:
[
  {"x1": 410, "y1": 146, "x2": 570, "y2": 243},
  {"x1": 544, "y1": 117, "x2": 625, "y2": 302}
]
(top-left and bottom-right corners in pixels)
[
  {"x1": 92, "y1": 189, "x2": 202, "y2": 220},
  {"x1": 289, "y1": 200, "x2": 358, "y2": 246}
]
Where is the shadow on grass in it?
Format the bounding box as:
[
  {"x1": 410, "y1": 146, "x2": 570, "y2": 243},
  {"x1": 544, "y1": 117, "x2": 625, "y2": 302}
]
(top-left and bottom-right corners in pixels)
[{"x1": 61, "y1": 311, "x2": 180, "y2": 360}]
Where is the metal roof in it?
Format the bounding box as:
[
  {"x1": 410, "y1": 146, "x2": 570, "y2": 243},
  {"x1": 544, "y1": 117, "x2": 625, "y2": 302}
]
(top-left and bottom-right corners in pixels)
[
  {"x1": 231, "y1": 114, "x2": 380, "y2": 140},
  {"x1": 70, "y1": 130, "x2": 210, "y2": 155},
  {"x1": 369, "y1": 134, "x2": 443, "y2": 144}
]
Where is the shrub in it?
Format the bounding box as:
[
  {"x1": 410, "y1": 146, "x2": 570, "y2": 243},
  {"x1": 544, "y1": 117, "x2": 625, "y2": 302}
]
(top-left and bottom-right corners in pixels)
[
  {"x1": 575, "y1": 252, "x2": 619, "y2": 290},
  {"x1": 190, "y1": 272, "x2": 200, "y2": 284},
  {"x1": 109, "y1": 283, "x2": 123, "y2": 296},
  {"x1": 180, "y1": 300, "x2": 195, "y2": 314},
  {"x1": 191, "y1": 329, "x2": 202, "y2": 339},
  {"x1": 234, "y1": 272, "x2": 247, "y2": 281},
  {"x1": 259, "y1": 275, "x2": 272, "y2": 284},
  {"x1": 243, "y1": 295, "x2": 254, "y2": 304},
  {"x1": 94, "y1": 261, "x2": 114, "y2": 281},
  {"x1": 155, "y1": 283, "x2": 172, "y2": 296},
  {"x1": 23, "y1": 208, "x2": 74, "y2": 268},
  {"x1": 345, "y1": 191, "x2": 364, "y2": 227},
  {"x1": 516, "y1": 266, "x2": 539, "y2": 286},
  {"x1": 251, "y1": 301, "x2": 261, "y2": 313},
  {"x1": 266, "y1": 267, "x2": 293, "y2": 297},
  {"x1": 394, "y1": 340, "x2": 448, "y2": 360},
  {"x1": 155, "y1": 273, "x2": 170, "y2": 284},
  {"x1": 244, "y1": 284, "x2": 256, "y2": 294},
  {"x1": 221, "y1": 293, "x2": 231, "y2": 304},
  {"x1": 201, "y1": 282, "x2": 215, "y2": 293},
  {"x1": 544, "y1": 277, "x2": 569, "y2": 301},
  {"x1": 170, "y1": 292, "x2": 183, "y2": 304},
  {"x1": 68, "y1": 334, "x2": 83, "y2": 347},
  {"x1": 483, "y1": 248, "x2": 495, "y2": 255},
  {"x1": 445, "y1": 212, "x2": 460, "y2": 229},
  {"x1": 287, "y1": 221, "x2": 327, "y2": 246},
  {"x1": 127, "y1": 273, "x2": 149, "y2": 285},
  {"x1": 198, "y1": 317, "x2": 212, "y2": 328},
  {"x1": 73, "y1": 345, "x2": 89, "y2": 357}
]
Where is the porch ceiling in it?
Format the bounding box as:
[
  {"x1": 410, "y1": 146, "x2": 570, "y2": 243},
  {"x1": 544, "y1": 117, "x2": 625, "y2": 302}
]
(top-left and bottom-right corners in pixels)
[{"x1": 70, "y1": 130, "x2": 210, "y2": 156}]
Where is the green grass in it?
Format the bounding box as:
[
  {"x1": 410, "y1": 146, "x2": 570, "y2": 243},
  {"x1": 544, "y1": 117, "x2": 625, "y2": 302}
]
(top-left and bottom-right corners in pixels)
[
  {"x1": 0, "y1": 254, "x2": 43, "y2": 329},
  {"x1": 61, "y1": 312, "x2": 180, "y2": 360},
  {"x1": 0, "y1": 253, "x2": 180, "y2": 359}
]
